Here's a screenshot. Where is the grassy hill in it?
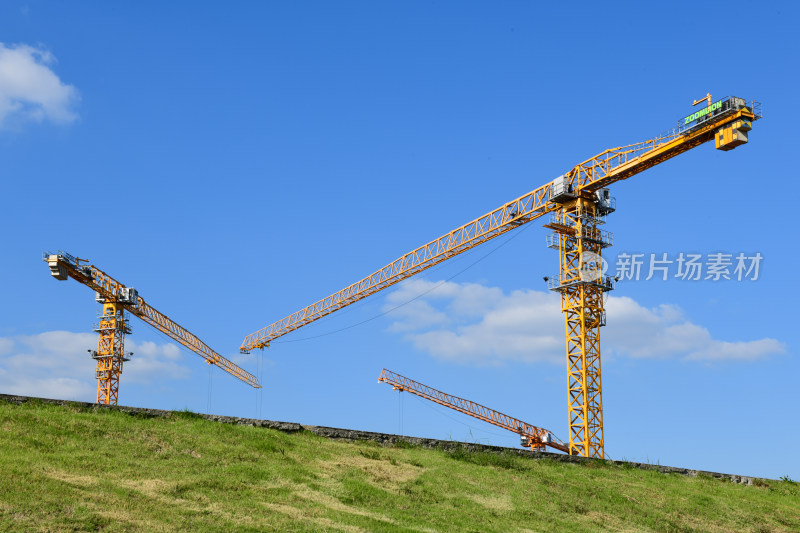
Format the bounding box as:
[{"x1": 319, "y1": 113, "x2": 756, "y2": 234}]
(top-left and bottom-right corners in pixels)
[{"x1": 0, "y1": 399, "x2": 798, "y2": 532}]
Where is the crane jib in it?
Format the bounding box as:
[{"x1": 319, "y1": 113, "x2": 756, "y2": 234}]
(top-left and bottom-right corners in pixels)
[{"x1": 241, "y1": 97, "x2": 761, "y2": 353}]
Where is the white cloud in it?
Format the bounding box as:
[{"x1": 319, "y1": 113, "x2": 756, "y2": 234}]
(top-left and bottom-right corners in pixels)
[
  {"x1": 601, "y1": 296, "x2": 785, "y2": 361},
  {"x1": 383, "y1": 280, "x2": 785, "y2": 365},
  {"x1": 0, "y1": 337, "x2": 13, "y2": 355},
  {"x1": 117, "y1": 338, "x2": 190, "y2": 385},
  {"x1": 0, "y1": 331, "x2": 190, "y2": 402},
  {"x1": 0, "y1": 42, "x2": 79, "y2": 127},
  {"x1": 385, "y1": 279, "x2": 563, "y2": 365}
]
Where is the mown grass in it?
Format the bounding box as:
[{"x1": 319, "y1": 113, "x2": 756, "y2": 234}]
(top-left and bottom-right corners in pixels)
[{"x1": 0, "y1": 399, "x2": 798, "y2": 532}]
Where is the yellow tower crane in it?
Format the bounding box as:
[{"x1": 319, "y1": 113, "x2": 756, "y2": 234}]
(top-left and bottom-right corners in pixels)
[
  {"x1": 45, "y1": 251, "x2": 260, "y2": 405},
  {"x1": 240, "y1": 96, "x2": 761, "y2": 457},
  {"x1": 378, "y1": 368, "x2": 574, "y2": 454}
]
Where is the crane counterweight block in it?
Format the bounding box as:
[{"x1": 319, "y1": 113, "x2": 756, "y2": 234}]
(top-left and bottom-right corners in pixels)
[{"x1": 46, "y1": 254, "x2": 68, "y2": 280}]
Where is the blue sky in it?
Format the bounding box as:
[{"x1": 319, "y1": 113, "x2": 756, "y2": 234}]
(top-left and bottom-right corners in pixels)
[{"x1": 1, "y1": 1, "x2": 797, "y2": 480}]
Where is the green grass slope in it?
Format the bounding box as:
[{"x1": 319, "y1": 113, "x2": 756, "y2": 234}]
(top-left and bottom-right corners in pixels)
[{"x1": 0, "y1": 399, "x2": 797, "y2": 532}]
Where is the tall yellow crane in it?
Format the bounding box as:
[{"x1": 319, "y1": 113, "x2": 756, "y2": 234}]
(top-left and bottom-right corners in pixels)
[
  {"x1": 45, "y1": 251, "x2": 260, "y2": 405},
  {"x1": 378, "y1": 368, "x2": 574, "y2": 454},
  {"x1": 240, "y1": 96, "x2": 761, "y2": 457}
]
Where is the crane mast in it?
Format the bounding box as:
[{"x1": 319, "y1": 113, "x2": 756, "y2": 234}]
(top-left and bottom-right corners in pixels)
[
  {"x1": 544, "y1": 193, "x2": 614, "y2": 457},
  {"x1": 378, "y1": 368, "x2": 574, "y2": 454},
  {"x1": 242, "y1": 96, "x2": 760, "y2": 457},
  {"x1": 45, "y1": 251, "x2": 260, "y2": 404}
]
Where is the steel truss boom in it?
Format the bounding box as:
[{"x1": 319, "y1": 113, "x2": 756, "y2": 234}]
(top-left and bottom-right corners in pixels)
[
  {"x1": 378, "y1": 368, "x2": 573, "y2": 454},
  {"x1": 240, "y1": 97, "x2": 760, "y2": 353},
  {"x1": 45, "y1": 251, "x2": 260, "y2": 401}
]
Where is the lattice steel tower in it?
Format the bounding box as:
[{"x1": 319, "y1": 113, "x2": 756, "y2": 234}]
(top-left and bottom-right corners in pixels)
[
  {"x1": 91, "y1": 299, "x2": 132, "y2": 405},
  {"x1": 546, "y1": 184, "x2": 615, "y2": 457}
]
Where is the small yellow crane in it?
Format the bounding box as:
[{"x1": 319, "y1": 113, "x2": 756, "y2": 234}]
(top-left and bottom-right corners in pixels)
[
  {"x1": 378, "y1": 368, "x2": 574, "y2": 454},
  {"x1": 45, "y1": 251, "x2": 260, "y2": 405}
]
